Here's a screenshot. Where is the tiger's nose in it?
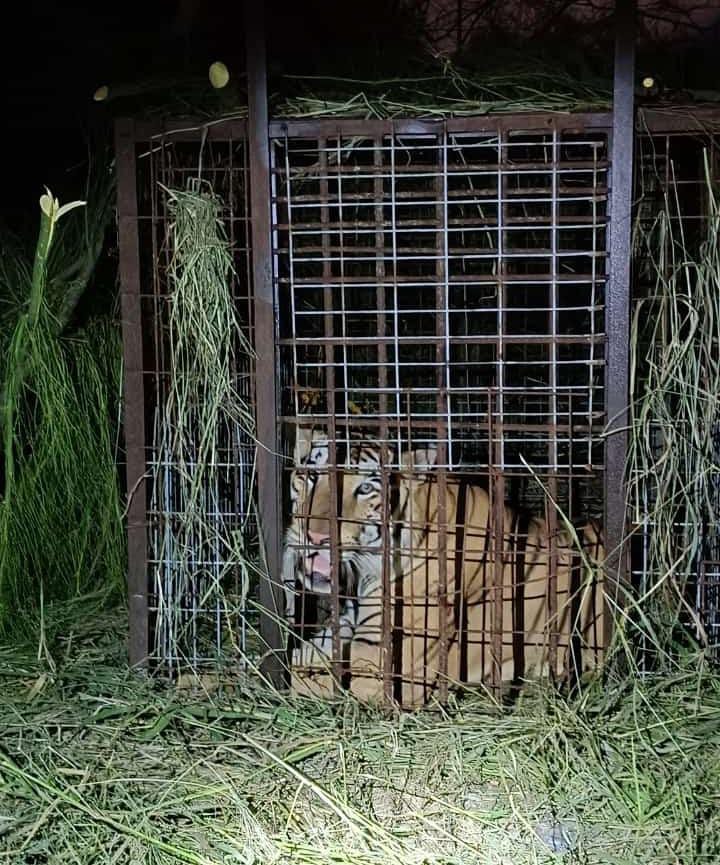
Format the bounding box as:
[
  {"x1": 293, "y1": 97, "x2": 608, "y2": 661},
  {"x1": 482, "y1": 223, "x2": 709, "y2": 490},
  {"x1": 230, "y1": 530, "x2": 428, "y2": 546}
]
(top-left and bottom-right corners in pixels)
[{"x1": 308, "y1": 530, "x2": 330, "y2": 545}]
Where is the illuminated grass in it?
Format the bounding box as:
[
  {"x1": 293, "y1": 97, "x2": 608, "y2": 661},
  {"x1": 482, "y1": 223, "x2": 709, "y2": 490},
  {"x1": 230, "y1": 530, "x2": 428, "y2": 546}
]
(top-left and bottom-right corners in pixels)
[{"x1": 1, "y1": 596, "x2": 719, "y2": 865}]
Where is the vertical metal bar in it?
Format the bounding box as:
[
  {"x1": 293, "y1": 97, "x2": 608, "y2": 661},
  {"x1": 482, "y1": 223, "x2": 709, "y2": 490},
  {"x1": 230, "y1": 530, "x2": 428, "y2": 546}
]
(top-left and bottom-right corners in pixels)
[
  {"x1": 496, "y1": 131, "x2": 506, "y2": 472},
  {"x1": 547, "y1": 475, "x2": 559, "y2": 678},
  {"x1": 150, "y1": 135, "x2": 164, "y2": 667},
  {"x1": 588, "y1": 142, "x2": 600, "y2": 474},
  {"x1": 605, "y1": 0, "x2": 636, "y2": 647},
  {"x1": 374, "y1": 136, "x2": 394, "y2": 705},
  {"x1": 245, "y1": 0, "x2": 285, "y2": 687},
  {"x1": 391, "y1": 130, "x2": 407, "y2": 701},
  {"x1": 319, "y1": 140, "x2": 342, "y2": 685},
  {"x1": 548, "y1": 126, "x2": 560, "y2": 678},
  {"x1": 491, "y1": 130, "x2": 507, "y2": 692},
  {"x1": 278, "y1": 136, "x2": 301, "y2": 659},
  {"x1": 489, "y1": 391, "x2": 505, "y2": 690},
  {"x1": 435, "y1": 130, "x2": 450, "y2": 702},
  {"x1": 115, "y1": 118, "x2": 149, "y2": 668}
]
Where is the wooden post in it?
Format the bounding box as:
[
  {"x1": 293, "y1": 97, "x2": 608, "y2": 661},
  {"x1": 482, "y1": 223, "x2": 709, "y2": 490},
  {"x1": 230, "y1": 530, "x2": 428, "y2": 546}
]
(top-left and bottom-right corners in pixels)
[{"x1": 245, "y1": 0, "x2": 287, "y2": 687}]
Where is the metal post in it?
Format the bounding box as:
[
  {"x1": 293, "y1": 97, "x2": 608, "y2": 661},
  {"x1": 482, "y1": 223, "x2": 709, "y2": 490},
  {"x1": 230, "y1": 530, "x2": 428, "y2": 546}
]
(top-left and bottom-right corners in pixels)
[
  {"x1": 605, "y1": 0, "x2": 635, "y2": 647},
  {"x1": 115, "y1": 118, "x2": 149, "y2": 668},
  {"x1": 245, "y1": 1, "x2": 286, "y2": 687}
]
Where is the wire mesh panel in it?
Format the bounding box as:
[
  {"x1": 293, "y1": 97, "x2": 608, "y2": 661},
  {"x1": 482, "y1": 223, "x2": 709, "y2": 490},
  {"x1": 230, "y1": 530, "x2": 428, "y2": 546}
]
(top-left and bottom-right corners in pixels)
[
  {"x1": 631, "y1": 115, "x2": 720, "y2": 660},
  {"x1": 126, "y1": 121, "x2": 257, "y2": 672},
  {"x1": 273, "y1": 118, "x2": 609, "y2": 704}
]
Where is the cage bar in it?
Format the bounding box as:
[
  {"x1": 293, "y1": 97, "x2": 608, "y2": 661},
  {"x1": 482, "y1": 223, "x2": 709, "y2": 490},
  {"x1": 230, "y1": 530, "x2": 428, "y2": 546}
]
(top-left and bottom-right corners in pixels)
[
  {"x1": 116, "y1": 118, "x2": 149, "y2": 668},
  {"x1": 604, "y1": 0, "x2": 635, "y2": 646},
  {"x1": 246, "y1": 1, "x2": 286, "y2": 686}
]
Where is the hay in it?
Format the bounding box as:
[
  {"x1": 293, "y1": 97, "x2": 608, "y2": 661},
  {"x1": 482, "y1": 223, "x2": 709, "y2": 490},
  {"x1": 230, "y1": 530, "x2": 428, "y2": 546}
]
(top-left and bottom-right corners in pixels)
[
  {"x1": 1, "y1": 595, "x2": 719, "y2": 865},
  {"x1": 627, "y1": 154, "x2": 720, "y2": 659},
  {"x1": 152, "y1": 180, "x2": 256, "y2": 668},
  {"x1": 275, "y1": 61, "x2": 611, "y2": 119}
]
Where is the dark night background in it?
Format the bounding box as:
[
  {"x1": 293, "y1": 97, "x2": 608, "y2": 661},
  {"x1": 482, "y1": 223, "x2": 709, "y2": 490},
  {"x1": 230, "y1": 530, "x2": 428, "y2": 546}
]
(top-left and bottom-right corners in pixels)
[
  {"x1": 0, "y1": 0, "x2": 430, "y2": 224},
  {"x1": 0, "y1": 1, "x2": 243, "y2": 227},
  {"x1": 1, "y1": 1, "x2": 719, "y2": 231}
]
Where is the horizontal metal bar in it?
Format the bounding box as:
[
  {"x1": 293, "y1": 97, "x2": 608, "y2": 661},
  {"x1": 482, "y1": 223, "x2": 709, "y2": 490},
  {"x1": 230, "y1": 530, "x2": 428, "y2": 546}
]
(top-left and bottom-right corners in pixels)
[
  {"x1": 274, "y1": 187, "x2": 608, "y2": 204},
  {"x1": 129, "y1": 117, "x2": 248, "y2": 141},
  {"x1": 269, "y1": 113, "x2": 613, "y2": 138},
  {"x1": 281, "y1": 334, "x2": 604, "y2": 346},
  {"x1": 637, "y1": 105, "x2": 720, "y2": 132},
  {"x1": 278, "y1": 215, "x2": 606, "y2": 232},
  {"x1": 273, "y1": 162, "x2": 610, "y2": 179},
  {"x1": 280, "y1": 272, "x2": 606, "y2": 286},
  {"x1": 120, "y1": 106, "x2": 720, "y2": 144}
]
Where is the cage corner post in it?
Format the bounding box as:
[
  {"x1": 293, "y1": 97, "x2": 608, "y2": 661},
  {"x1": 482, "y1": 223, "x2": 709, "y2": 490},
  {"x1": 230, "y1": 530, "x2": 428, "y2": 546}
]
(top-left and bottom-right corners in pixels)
[
  {"x1": 604, "y1": 0, "x2": 636, "y2": 649},
  {"x1": 245, "y1": 0, "x2": 287, "y2": 688},
  {"x1": 115, "y1": 117, "x2": 149, "y2": 669}
]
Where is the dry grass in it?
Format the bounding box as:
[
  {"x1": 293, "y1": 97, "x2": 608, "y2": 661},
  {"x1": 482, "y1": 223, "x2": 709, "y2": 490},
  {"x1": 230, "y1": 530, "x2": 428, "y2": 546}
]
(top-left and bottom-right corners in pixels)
[{"x1": 1, "y1": 595, "x2": 719, "y2": 864}]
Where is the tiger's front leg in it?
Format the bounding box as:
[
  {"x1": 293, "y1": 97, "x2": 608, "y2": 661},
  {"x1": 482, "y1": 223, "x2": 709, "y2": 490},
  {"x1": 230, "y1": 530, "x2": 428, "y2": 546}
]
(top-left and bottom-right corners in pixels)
[{"x1": 290, "y1": 601, "x2": 355, "y2": 698}]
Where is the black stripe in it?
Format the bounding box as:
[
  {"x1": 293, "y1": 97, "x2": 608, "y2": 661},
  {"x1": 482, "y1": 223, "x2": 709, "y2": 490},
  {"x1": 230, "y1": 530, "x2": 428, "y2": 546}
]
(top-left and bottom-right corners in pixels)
[
  {"x1": 512, "y1": 509, "x2": 529, "y2": 689},
  {"x1": 454, "y1": 480, "x2": 469, "y2": 683},
  {"x1": 391, "y1": 478, "x2": 405, "y2": 704},
  {"x1": 568, "y1": 545, "x2": 582, "y2": 691},
  {"x1": 355, "y1": 611, "x2": 383, "y2": 629}
]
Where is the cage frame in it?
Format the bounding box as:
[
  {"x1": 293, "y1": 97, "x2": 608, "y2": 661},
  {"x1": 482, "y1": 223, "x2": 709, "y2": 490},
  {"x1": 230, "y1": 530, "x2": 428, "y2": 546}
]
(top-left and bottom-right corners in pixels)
[
  {"x1": 115, "y1": 0, "x2": 720, "y2": 694},
  {"x1": 115, "y1": 115, "x2": 258, "y2": 671},
  {"x1": 271, "y1": 111, "x2": 613, "y2": 699}
]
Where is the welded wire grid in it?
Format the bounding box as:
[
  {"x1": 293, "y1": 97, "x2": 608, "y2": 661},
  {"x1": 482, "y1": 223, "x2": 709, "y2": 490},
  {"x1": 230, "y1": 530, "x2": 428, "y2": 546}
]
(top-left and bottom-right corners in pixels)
[
  {"x1": 273, "y1": 122, "x2": 608, "y2": 699},
  {"x1": 632, "y1": 127, "x2": 720, "y2": 658},
  {"x1": 134, "y1": 131, "x2": 257, "y2": 671}
]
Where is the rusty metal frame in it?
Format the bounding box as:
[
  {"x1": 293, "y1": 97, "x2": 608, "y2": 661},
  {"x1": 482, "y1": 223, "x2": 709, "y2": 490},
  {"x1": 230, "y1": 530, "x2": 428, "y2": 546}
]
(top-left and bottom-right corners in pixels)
[
  {"x1": 115, "y1": 114, "x2": 256, "y2": 671},
  {"x1": 116, "y1": 118, "x2": 149, "y2": 669},
  {"x1": 117, "y1": 105, "x2": 623, "y2": 694},
  {"x1": 632, "y1": 107, "x2": 720, "y2": 658},
  {"x1": 268, "y1": 114, "x2": 613, "y2": 139},
  {"x1": 273, "y1": 115, "x2": 612, "y2": 701},
  {"x1": 637, "y1": 107, "x2": 720, "y2": 133},
  {"x1": 115, "y1": 0, "x2": 720, "y2": 693},
  {"x1": 245, "y1": 0, "x2": 286, "y2": 688},
  {"x1": 604, "y1": 0, "x2": 636, "y2": 645}
]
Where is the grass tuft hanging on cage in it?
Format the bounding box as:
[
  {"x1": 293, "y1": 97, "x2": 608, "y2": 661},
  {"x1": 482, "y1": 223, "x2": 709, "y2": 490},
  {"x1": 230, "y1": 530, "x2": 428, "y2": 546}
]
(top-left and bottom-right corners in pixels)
[
  {"x1": 154, "y1": 179, "x2": 256, "y2": 670},
  {"x1": 627, "y1": 153, "x2": 720, "y2": 661}
]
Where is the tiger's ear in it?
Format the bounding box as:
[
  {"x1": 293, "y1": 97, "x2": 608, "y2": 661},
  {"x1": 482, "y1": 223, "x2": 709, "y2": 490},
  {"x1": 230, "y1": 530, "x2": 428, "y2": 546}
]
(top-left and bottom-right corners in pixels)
[
  {"x1": 401, "y1": 446, "x2": 438, "y2": 472},
  {"x1": 293, "y1": 426, "x2": 329, "y2": 466},
  {"x1": 350, "y1": 440, "x2": 395, "y2": 468}
]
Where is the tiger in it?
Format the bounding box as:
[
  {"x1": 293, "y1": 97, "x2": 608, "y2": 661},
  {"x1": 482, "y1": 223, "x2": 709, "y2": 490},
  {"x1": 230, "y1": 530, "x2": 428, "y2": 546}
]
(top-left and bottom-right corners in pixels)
[{"x1": 283, "y1": 426, "x2": 605, "y2": 706}]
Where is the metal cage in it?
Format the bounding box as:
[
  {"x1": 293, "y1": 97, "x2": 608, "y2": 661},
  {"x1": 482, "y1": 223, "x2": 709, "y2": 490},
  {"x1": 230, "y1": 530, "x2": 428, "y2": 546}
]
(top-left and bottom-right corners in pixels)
[
  {"x1": 272, "y1": 116, "x2": 611, "y2": 703},
  {"x1": 116, "y1": 119, "x2": 257, "y2": 672},
  {"x1": 116, "y1": 104, "x2": 720, "y2": 702}
]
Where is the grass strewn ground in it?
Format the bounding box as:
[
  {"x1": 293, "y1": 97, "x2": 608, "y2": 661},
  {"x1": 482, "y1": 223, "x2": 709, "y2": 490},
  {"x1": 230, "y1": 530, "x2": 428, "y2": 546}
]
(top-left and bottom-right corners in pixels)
[{"x1": 1, "y1": 596, "x2": 719, "y2": 864}]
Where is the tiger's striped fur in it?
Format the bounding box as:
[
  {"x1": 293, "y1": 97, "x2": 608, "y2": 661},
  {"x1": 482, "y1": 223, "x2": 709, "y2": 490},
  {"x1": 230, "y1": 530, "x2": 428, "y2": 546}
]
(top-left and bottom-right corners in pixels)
[{"x1": 283, "y1": 427, "x2": 604, "y2": 706}]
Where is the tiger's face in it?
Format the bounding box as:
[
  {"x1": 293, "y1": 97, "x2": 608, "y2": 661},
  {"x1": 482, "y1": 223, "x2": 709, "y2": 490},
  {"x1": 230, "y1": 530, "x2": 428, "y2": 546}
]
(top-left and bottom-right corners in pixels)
[{"x1": 284, "y1": 429, "x2": 389, "y2": 597}]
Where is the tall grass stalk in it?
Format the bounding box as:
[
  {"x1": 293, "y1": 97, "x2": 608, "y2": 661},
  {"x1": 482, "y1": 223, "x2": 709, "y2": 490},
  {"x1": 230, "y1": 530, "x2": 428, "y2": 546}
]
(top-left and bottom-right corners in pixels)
[{"x1": 0, "y1": 188, "x2": 124, "y2": 636}]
